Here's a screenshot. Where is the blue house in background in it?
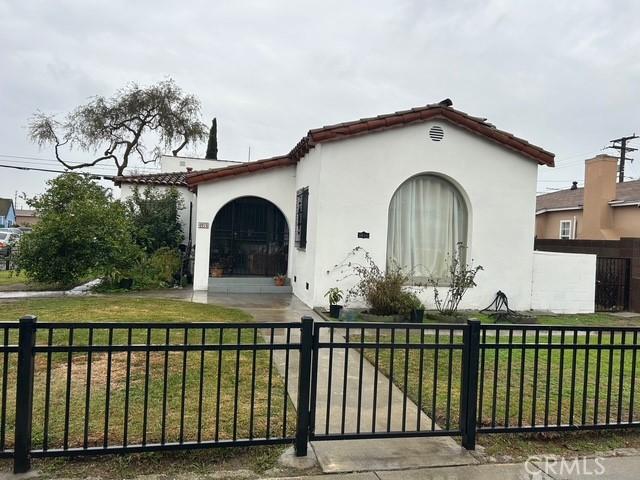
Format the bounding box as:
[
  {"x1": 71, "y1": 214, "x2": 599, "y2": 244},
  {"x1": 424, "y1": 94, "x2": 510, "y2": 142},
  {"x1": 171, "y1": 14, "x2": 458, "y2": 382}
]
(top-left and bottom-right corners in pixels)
[{"x1": 0, "y1": 199, "x2": 16, "y2": 227}]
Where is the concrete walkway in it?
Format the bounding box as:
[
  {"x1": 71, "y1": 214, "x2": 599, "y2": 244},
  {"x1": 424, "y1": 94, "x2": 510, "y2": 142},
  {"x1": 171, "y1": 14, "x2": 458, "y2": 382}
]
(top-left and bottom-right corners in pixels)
[
  {"x1": 136, "y1": 290, "x2": 476, "y2": 474},
  {"x1": 0, "y1": 278, "x2": 101, "y2": 299}
]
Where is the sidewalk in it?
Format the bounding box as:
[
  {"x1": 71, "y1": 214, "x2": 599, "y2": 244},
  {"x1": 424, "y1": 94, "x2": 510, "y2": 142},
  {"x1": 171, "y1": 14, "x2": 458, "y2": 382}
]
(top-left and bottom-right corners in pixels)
[
  {"x1": 0, "y1": 278, "x2": 100, "y2": 299},
  {"x1": 270, "y1": 454, "x2": 640, "y2": 479}
]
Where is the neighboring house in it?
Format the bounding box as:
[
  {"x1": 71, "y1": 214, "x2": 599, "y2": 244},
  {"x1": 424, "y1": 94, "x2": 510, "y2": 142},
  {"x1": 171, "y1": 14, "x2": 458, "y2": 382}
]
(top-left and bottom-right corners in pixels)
[
  {"x1": 15, "y1": 209, "x2": 38, "y2": 226},
  {"x1": 115, "y1": 101, "x2": 597, "y2": 313},
  {"x1": 159, "y1": 154, "x2": 240, "y2": 173},
  {"x1": 0, "y1": 199, "x2": 16, "y2": 228},
  {"x1": 536, "y1": 154, "x2": 640, "y2": 240},
  {"x1": 115, "y1": 171, "x2": 195, "y2": 243},
  {"x1": 114, "y1": 155, "x2": 240, "y2": 244}
]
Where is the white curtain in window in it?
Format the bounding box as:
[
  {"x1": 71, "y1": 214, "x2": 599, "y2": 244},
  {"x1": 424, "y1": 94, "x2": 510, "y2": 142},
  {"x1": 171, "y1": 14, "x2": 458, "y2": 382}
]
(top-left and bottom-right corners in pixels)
[{"x1": 387, "y1": 175, "x2": 468, "y2": 280}]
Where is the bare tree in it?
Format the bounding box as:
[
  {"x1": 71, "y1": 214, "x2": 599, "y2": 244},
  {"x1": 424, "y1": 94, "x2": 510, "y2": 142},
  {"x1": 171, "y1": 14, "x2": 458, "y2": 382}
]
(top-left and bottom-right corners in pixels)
[{"x1": 28, "y1": 79, "x2": 207, "y2": 176}]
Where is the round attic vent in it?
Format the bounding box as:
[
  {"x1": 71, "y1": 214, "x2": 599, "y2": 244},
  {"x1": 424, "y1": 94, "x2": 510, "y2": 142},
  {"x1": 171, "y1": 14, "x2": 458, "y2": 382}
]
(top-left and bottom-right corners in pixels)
[{"x1": 429, "y1": 125, "x2": 444, "y2": 141}]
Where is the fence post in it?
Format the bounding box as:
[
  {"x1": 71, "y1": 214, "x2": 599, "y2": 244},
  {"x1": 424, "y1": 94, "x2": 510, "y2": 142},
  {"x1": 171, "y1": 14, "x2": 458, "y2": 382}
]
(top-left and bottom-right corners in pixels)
[
  {"x1": 14, "y1": 315, "x2": 37, "y2": 473},
  {"x1": 460, "y1": 318, "x2": 480, "y2": 450},
  {"x1": 295, "y1": 316, "x2": 314, "y2": 456}
]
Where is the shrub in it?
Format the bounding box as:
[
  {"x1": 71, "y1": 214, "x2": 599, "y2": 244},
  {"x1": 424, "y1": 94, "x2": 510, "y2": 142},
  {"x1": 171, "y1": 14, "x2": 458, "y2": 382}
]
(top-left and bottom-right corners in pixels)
[
  {"x1": 341, "y1": 247, "x2": 417, "y2": 316},
  {"x1": 17, "y1": 174, "x2": 141, "y2": 287},
  {"x1": 103, "y1": 247, "x2": 183, "y2": 290},
  {"x1": 396, "y1": 291, "x2": 424, "y2": 314},
  {"x1": 126, "y1": 186, "x2": 185, "y2": 252},
  {"x1": 429, "y1": 242, "x2": 483, "y2": 315}
]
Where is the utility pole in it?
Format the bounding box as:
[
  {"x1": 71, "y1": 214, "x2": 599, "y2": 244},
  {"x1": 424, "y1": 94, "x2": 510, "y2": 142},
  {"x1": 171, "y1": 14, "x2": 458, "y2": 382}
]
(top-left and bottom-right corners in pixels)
[{"x1": 608, "y1": 134, "x2": 638, "y2": 182}]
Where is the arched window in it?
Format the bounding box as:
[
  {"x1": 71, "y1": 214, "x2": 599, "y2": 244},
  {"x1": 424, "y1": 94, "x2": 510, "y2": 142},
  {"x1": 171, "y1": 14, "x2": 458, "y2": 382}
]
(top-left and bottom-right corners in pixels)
[{"x1": 387, "y1": 174, "x2": 468, "y2": 281}]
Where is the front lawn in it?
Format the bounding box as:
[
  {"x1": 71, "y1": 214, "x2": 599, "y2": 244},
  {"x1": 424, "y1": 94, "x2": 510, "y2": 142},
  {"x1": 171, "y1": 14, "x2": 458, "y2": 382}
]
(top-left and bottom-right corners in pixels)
[
  {"x1": 0, "y1": 270, "x2": 27, "y2": 288},
  {"x1": 0, "y1": 296, "x2": 295, "y2": 478},
  {"x1": 358, "y1": 326, "x2": 640, "y2": 459},
  {"x1": 0, "y1": 270, "x2": 61, "y2": 292}
]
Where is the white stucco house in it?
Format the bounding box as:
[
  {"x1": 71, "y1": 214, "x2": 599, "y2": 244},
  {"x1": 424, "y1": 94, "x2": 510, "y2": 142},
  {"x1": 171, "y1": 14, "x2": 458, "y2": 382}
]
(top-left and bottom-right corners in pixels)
[{"x1": 115, "y1": 100, "x2": 596, "y2": 313}]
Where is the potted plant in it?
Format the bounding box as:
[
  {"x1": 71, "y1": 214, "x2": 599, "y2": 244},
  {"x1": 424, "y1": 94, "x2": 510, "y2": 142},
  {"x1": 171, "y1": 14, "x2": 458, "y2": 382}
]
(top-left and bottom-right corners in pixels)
[
  {"x1": 210, "y1": 263, "x2": 224, "y2": 277},
  {"x1": 407, "y1": 295, "x2": 425, "y2": 323},
  {"x1": 325, "y1": 287, "x2": 344, "y2": 318},
  {"x1": 274, "y1": 274, "x2": 287, "y2": 286},
  {"x1": 396, "y1": 291, "x2": 425, "y2": 323}
]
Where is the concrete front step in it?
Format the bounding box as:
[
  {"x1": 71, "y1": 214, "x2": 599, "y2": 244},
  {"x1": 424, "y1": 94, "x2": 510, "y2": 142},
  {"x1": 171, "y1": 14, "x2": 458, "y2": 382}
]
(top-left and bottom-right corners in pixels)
[
  {"x1": 208, "y1": 277, "x2": 292, "y2": 294},
  {"x1": 209, "y1": 276, "x2": 287, "y2": 285}
]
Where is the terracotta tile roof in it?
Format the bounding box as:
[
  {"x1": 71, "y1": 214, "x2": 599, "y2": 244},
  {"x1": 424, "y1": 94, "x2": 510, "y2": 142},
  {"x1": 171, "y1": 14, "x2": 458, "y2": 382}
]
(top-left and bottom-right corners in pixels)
[
  {"x1": 299, "y1": 101, "x2": 555, "y2": 165},
  {"x1": 113, "y1": 171, "x2": 188, "y2": 187},
  {"x1": 536, "y1": 179, "x2": 640, "y2": 212},
  {"x1": 187, "y1": 100, "x2": 555, "y2": 187},
  {"x1": 185, "y1": 155, "x2": 295, "y2": 186}
]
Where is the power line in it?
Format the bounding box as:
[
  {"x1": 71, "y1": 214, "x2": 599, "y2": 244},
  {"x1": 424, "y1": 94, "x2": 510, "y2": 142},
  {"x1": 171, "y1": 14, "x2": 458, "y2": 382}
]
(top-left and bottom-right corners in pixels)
[
  {"x1": 0, "y1": 153, "x2": 162, "y2": 172},
  {"x1": 0, "y1": 163, "x2": 114, "y2": 180}
]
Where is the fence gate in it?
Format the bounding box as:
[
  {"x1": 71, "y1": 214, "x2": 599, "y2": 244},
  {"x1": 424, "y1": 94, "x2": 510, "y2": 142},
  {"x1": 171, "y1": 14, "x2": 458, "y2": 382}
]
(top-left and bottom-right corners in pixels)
[
  {"x1": 307, "y1": 322, "x2": 475, "y2": 445},
  {"x1": 595, "y1": 257, "x2": 630, "y2": 311}
]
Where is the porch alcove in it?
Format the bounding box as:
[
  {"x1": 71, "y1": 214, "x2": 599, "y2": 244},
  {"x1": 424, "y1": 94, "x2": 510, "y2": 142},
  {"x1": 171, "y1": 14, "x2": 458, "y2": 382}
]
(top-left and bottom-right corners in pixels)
[{"x1": 209, "y1": 196, "x2": 289, "y2": 278}]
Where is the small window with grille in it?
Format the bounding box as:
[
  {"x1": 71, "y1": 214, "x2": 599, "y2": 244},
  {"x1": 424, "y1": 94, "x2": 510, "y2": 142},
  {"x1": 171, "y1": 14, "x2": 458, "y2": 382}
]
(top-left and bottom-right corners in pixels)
[{"x1": 295, "y1": 187, "x2": 309, "y2": 249}]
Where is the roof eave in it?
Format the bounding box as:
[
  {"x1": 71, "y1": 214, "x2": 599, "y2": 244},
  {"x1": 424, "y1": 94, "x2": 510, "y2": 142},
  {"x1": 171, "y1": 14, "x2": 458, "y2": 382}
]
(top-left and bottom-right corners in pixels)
[
  {"x1": 186, "y1": 156, "x2": 296, "y2": 187},
  {"x1": 308, "y1": 106, "x2": 555, "y2": 167},
  {"x1": 536, "y1": 206, "x2": 583, "y2": 215}
]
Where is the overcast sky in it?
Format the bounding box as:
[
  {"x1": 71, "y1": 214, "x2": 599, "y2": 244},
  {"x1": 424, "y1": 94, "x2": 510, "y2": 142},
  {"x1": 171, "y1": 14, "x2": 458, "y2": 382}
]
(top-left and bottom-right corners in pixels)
[{"x1": 2, "y1": 0, "x2": 640, "y2": 206}]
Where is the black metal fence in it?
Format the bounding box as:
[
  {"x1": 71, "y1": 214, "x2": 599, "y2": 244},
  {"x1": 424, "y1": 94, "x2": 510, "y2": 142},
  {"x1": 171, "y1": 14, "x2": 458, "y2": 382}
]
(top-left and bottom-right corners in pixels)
[
  {"x1": 4, "y1": 316, "x2": 640, "y2": 473},
  {"x1": 477, "y1": 324, "x2": 640, "y2": 434},
  {"x1": 4, "y1": 317, "x2": 305, "y2": 473}
]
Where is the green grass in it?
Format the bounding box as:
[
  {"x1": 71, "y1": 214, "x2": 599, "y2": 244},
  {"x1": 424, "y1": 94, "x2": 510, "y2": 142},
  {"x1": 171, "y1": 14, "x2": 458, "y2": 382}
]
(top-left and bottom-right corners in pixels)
[
  {"x1": 0, "y1": 296, "x2": 295, "y2": 478},
  {"x1": 332, "y1": 307, "x2": 639, "y2": 328},
  {"x1": 0, "y1": 296, "x2": 252, "y2": 322},
  {"x1": 358, "y1": 327, "x2": 640, "y2": 458},
  {"x1": 0, "y1": 270, "x2": 26, "y2": 287},
  {"x1": 471, "y1": 311, "x2": 640, "y2": 327},
  {"x1": 0, "y1": 270, "x2": 64, "y2": 292}
]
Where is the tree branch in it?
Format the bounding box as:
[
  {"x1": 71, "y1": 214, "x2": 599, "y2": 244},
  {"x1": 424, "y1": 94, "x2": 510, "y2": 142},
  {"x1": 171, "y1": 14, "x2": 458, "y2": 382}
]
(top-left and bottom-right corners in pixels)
[{"x1": 171, "y1": 136, "x2": 188, "y2": 156}]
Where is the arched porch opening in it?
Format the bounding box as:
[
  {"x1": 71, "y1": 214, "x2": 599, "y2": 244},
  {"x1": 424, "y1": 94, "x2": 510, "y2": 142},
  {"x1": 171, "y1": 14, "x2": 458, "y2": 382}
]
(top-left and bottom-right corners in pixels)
[{"x1": 209, "y1": 196, "x2": 289, "y2": 277}]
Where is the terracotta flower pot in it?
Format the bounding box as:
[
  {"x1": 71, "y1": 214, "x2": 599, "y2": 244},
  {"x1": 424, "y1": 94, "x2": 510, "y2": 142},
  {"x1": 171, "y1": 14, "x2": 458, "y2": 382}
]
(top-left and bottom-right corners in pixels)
[{"x1": 210, "y1": 266, "x2": 224, "y2": 277}]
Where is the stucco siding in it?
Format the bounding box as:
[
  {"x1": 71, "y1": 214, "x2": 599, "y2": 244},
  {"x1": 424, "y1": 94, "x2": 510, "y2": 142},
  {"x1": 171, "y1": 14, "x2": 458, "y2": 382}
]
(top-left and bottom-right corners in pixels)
[
  {"x1": 612, "y1": 206, "x2": 640, "y2": 238},
  {"x1": 192, "y1": 166, "x2": 296, "y2": 290},
  {"x1": 308, "y1": 120, "x2": 539, "y2": 310},
  {"x1": 160, "y1": 155, "x2": 240, "y2": 173},
  {"x1": 290, "y1": 147, "x2": 323, "y2": 304},
  {"x1": 536, "y1": 210, "x2": 583, "y2": 239}
]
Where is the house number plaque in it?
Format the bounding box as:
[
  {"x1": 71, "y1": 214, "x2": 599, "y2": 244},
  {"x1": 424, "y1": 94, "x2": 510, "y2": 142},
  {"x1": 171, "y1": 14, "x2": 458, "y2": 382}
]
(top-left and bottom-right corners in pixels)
[
  {"x1": 198, "y1": 222, "x2": 209, "y2": 229},
  {"x1": 357, "y1": 231, "x2": 370, "y2": 239}
]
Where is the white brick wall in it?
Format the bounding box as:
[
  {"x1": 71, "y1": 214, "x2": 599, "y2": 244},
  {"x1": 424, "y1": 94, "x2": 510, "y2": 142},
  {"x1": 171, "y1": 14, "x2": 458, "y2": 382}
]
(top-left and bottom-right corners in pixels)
[{"x1": 531, "y1": 251, "x2": 596, "y2": 313}]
